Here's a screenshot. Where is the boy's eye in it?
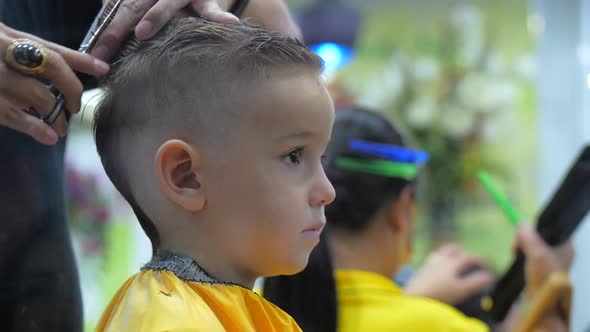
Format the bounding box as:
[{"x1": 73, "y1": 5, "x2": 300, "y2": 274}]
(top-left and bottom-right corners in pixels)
[{"x1": 284, "y1": 148, "x2": 304, "y2": 165}]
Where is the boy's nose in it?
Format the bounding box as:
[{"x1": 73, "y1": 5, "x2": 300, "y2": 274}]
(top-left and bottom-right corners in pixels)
[{"x1": 310, "y1": 167, "x2": 336, "y2": 207}]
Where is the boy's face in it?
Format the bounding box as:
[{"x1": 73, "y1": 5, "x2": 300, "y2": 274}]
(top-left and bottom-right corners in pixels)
[{"x1": 200, "y1": 69, "x2": 336, "y2": 279}]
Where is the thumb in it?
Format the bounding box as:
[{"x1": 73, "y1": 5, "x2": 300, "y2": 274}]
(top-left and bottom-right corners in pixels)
[{"x1": 515, "y1": 224, "x2": 548, "y2": 259}]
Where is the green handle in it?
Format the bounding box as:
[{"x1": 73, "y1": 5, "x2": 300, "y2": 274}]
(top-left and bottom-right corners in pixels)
[{"x1": 477, "y1": 170, "x2": 521, "y2": 227}]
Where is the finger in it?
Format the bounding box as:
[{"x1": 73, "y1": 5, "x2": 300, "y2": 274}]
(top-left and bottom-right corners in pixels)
[
  {"x1": 42, "y1": 98, "x2": 68, "y2": 137},
  {"x1": 0, "y1": 64, "x2": 56, "y2": 116},
  {"x1": 554, "y1": 240, "x2": 574, "y2": 270},
  {"x1": 0, "y1": 69, "x2": 67, "y2": 136},
  {"x1": 92, "y1": 0, "x2": 158, "y2": 61},
  {"x1": 135, "y1": 0, "x2": 191, "y2": 40},
  {"x1": 48, "y1": 46, "x2": 109, "y2": 77},
  {"x1": 460, "y1": 270, "x2": 495, "y2": 294},
  {"x1": 37, "y1": 49, "x2": 84, "y2": 115},
  {"x1": 516, "y1": 224, "x2": 549, "y2": 262},
  {"x1": 192, "y1": 0, "x2": 239, "y2": 24},
  {"x1": 0, "y1": 99, "x2": 58, "y2": 145},
  {"x1": 454, "y1": 255, "x2": 488, "y2": 273},
  {"x1": 0, "y1": 25, "x2": 109, "y2": 76}
]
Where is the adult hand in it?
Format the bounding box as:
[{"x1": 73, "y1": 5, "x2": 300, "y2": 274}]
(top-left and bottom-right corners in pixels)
[
  {"x1": 241, "y1": 0, "x2": 302, "y2": 40},
  {"x1": 499, "y1": 224, "x2": 573, "y2": 332},
  {"x1": 404, "y1": 243, "x2": 495, "y2": 305},
  {"x1": 93, "y1": 0, "x2": 240, "y2": 61},
  {"x1": 515, "y1": 224, "x2": 573, "y2": 300},
  {"x1": 93, "y1": 0, "x2": 304, "y2": 61},
  {"x1": 0, "y1": 23, "x2": 109, "y2": 144}
]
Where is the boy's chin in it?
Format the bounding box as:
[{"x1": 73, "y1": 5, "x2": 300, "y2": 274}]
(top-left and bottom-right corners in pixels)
[{"x1": 266, "y1": 254, "x2": 311, "y2": 277}]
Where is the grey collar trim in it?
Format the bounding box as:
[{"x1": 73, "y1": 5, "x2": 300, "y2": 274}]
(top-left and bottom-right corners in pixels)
[{"x1": 142, "y1": 254, "x2": 232, "y2": 285}]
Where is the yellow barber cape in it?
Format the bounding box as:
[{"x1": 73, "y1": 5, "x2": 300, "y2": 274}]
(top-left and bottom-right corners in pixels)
[
  {"x1": 335, "y1": 269, "x2": 489, "y2": 332},
  {"x1": 96, "y1": 259, "x2": 301, "y2": 332}
]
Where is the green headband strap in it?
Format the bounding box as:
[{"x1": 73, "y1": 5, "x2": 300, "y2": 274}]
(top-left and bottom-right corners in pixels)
[{"x1": 335, "y1": 157, "x2": 419, "y2": 180}]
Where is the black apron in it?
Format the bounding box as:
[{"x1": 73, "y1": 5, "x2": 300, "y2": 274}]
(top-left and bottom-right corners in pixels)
[{"x1": 0, "y1": 1, "x2": 100, "y2": 331}]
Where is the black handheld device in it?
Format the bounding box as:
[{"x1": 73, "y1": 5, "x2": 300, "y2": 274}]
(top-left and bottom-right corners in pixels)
[{"x1": 488, "y1": 145, "x2": 590, "y2": 322}]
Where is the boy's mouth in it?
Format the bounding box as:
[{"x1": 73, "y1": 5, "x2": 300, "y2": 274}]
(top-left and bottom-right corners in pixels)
[{"x1": 302, "y1": 220, "x2": 326, "y2": 234}]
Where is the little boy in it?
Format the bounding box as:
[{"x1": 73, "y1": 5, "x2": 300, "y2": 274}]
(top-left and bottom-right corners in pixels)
[{"x1": 93, "y1": 17, "x2": 335, "y2": 331}]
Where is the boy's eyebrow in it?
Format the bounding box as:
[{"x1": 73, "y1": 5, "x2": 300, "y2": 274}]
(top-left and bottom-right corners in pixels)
[{"x1": 277, "y1": 130, "x2": 316, "y2": 141}]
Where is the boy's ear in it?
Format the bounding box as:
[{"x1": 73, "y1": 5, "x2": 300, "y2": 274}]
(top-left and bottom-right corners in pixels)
[
  {"x1": 388, "y1": 187, "x2": 414, "y2": 232},
  {"x1": 155, "y1": 139, "x2": 206, "y2": 212}
]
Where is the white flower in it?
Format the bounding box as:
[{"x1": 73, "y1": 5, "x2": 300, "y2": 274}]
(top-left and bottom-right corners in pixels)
[
  {"x1": 456, "y1": 74, "x2": 518, "y2": 113},
  {"x1": 451, "y1": 5, "x2": 483, "y2": 30},
  {"x1": 485, "y1": 53, "x2": 507, "y2": 75},
  {"x1": 481, "y1": 108, "x2": 516, "y2": 142},
  {"x1": 481, "y1": 79, "x2": 518, "y2": 112},
  {"x1": 439, "y1": 103, "x2": 475, "y2": 139},
  {"x1": 383, "y1": 59, "x2": 405, "y2": 101},
  {"x1": 357, "y1": 61, "x2": 404, "y2": 110},
  {"x1": 357, "y1": 80, "x2": 388, "y2": 110},
  {"x1": 405, "y1": 94, "x2": 438, "y2": 130},
  {"x1": 458, "y1": 44, "x2": 483, "y2": 69},
  {"x1": 451, "y1": 5, "x2": 484, "y2": 69},
  {"x1": 457, "y1": 73, "x2": 488, "y2": 109},
  {"x1": 411, "y1": 57, "x2": 440, "y2": 85}
]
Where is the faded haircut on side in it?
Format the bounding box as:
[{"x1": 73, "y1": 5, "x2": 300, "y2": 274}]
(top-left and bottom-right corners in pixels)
[{"x1": 93, "y1": 17, "x2": 324, "y2": 255}]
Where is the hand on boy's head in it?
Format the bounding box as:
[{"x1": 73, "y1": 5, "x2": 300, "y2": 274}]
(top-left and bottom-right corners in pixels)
[
  {"x1": 93, "y1": 0, "x2": 239, "y2": 61},
  {"x1": 404, "y1": 244, "x2": 495, "y2": 305},
  {"x1": 515, "y1": 224, "x2": 574, "y2": 299},
  {"x1": 241, "y1": 0, "x2": 303, "y2": 40}
]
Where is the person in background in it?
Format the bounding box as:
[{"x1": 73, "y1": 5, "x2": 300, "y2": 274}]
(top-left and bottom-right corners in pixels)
[
  {"x1": 263, "y1": 107, "x2": 573, "y2": 332},
  {"x1": 402, "y1": 242, "x2": 495, "y2": 306}
]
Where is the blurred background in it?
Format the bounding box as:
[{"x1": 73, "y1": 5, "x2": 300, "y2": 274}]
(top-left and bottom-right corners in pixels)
[{"x1": 65, "y1": 0, "x2": 590, "y2": 330}]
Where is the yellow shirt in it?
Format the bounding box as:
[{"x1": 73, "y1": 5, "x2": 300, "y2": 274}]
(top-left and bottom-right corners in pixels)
[
  {"x1": 96, "y1": 256, "x2": 301, "y2": 332},
  {"x1": 335, "y1": 269, "x2": 489, "y2": 332}
]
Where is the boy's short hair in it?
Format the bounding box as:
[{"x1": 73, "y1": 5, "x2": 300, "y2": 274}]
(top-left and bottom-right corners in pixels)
[{"x1": 93, "y1": 18, "x2": 323, "y2": 255}]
